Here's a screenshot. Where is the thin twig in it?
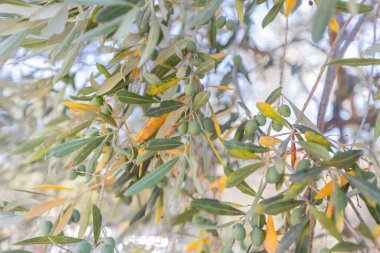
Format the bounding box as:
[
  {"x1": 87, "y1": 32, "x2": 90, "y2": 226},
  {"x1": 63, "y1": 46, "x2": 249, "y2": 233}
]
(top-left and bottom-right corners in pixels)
[
  {"x1": 279, "y1": 17, "x2": 289, "y2": 88},
  {"x1": 296, "y1": 4, "x2": 365, "y2": 126}
]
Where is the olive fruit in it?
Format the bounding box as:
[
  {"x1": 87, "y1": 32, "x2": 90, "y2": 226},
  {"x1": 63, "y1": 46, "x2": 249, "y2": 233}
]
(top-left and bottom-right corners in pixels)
[
  {"x1": 41, "y1": 220, "x2": 53, "y2": 235},
  {"x1": 186, "y1": 41, "x2": 197, "y2": 53},
  {"x1": 101, "y1": 103, "x2": 112, "y2": 115},
  {"x1": 102, "y1": 237, "x2": 116, "y2": 253},
  {"x1": 272, "y1": 121, "x2": 283, "y2": 132},
  {"x1": 244, "y1": 119, "x2": 258, "y2": 137},
  {"x1": 178, "y1": 122, "x2": 189, "y2": 135},
  {"x1": 150, "y1": 49, "x2": 159, "y2": 60},
  {"x1": 122, "y1": 196, "x2": 132, "y2": 205},
  {"x1": 70, "y1": 209, "x2": 81, "y2": 223},
  {"x1": 278, "y1": 104, "x2": 291, "y2": 117},
  {"x1": 226, "y1": 19, "x2": 236, "y2": 30},
  {"x1": 75, "y1": 241, "x2": 92, "y2": 253},
  {"x1": 290, "y1": 207, "x2": 304, "y2": 226},
  {"x1": 251, "y1": 226, "x2": 264, "y2": 246},
  {"x1": 193, "y1": 57, "x2": 203, "y2": 67},
  {"x1": 77, "y1": 164, "x2": 86, "y2": 176},
  {"x1": 255, "y1": 114, "x2": 266, "y2": 126},
  {"x1": 193, "y1": 215, "x2": 206, "y2": 225},
  {"x1": 67, "y1": 168, "x2": 78, "y2": 180},
  {"x1": 295, "y1": 159, "x2": 311, "y2": 172},
  {"x1": 185, "y1": 83, "x2": 198, "y2": 96},
  {"x1": 202, "y1": 118, "x2": 215, "y2": 132},
  {"x1": 332, "y1": 188, "x2": 347, "y2": 210},
  {"x1": 258, "y1": 215, "x2": 266, "y2": 228},
  {"x1": 232, "y1": 223, "x2": 246, "y2": 241},
  {"x1": 265, "y1": 165, "x2": 281, "y2": 184},
  {"x1": 91, "y1": 96, "x2": 104, "y2": 106},
  {"x1": 215, "y1": 16, "x2": 226, "y2": 28},
  {"x1": 188, "y1": 121, "x2": 202, "y2": 135},
  {"x1": 233, "y1": 55, "x2": 243, "y2": 66},
  {"x1": 157, "y1": 177, "x2": 167, "y2": 188}
]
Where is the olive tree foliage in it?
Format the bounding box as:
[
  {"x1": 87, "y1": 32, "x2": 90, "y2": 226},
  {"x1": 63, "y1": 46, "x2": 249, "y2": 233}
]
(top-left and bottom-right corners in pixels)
[{"x1": 1, "y1": 0, "x2": 380, "y2": 252}]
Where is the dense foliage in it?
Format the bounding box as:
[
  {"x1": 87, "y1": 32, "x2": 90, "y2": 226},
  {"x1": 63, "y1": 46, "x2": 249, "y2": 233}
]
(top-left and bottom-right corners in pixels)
[{"x1": 1, "y1": 0, "x2": 380, "y2": 252}]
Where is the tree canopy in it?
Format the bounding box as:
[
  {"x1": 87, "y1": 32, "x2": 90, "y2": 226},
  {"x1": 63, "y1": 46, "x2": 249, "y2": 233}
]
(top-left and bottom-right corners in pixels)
[{"x1": 1, "y1": 0, "x2": 380, "y2": 252}]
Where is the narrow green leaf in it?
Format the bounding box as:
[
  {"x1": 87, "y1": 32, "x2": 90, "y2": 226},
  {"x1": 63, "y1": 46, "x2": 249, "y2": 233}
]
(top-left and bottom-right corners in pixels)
[
  {"x1": 298, "y1": 141, "x2": 331, "y2": 161},
  {"x1": 124, "y1": 158, "x2": 179, "y2": 196},
  {"x1": 145, "y1": 100, "x2": 184, "y2": 117},
  {"x1": 146, "y1": 138, "x2": 183, "y2": 151},
  {"x1": 290, "y1": 167, "x2": 323, "y2": 183},
  {"x1": 10, "y1": 136, "x2": 46, "y2": 155},
  {"x1": 188, "y1": 0, "x2": 222, "y2": 28},
  {"x1": 320, "y1": 150, "x2": 362, "y2": 169},
  {"x1": 15, "y1": 236, "x2": 84, "y2": 245},
  {"x1": 278, "y1": 218, "x2": 308, "y2": 252},
  {"x1": 330, "y1": 241, "x2": 366, "y2": 252},
  {"x1": 225, "y1": 162, "x2": 265, "y2": 188},
  {"x1": 262, "y1": 0, "x2": 284, "y2": 28},
  {"x1": 138, "y1": 14, "x2": 160, "y2": 67},
  {"x1": 56, "y1": 120, "x2": 92, "y2": 141},
  {"x1": 116, "y1": 90, "x2": 158, "y2": 104},
  {"x1": 45, "y1": 138, "x2": 98, "y2": 158},
  {"x1": 327, "y1": 58, "x2": 380, "y2": 66},
  {"x1": 224, "y1": 166, "x2": 257, "y2": 196},
  {"x1": 193, "y1": 91, "x2": 211, "y2": 111},
  {"x1": 309, "y1": 206, "x2": 343, "y2": 241},
  {"x1": 235, "y1": 0, "x2": 245, "y2": 23},
  {"x1": 0, "y1": 31, "x2": 28, "y2": 62},
  {"x1": 265, "y1": 87, "x2": 282, "y2": 105},
  {"x1": 72, "y1": 137, "x2": 105, "y2": 166},
  {"x1": 92, "y1": 204, "x2": 102, "y2": 244},
  {"x1": 224, "y1": 140, "x2": 270, "y2": 159},
  {"x1": 265, "y1": 200, "x2": 305, "y2": 215},
  {"x1": 336, "y1": 1, "x2": 373, "y2": 14},
  {"x1": 311, "y1": 0, "x2": 337, "y2": 42},
  {"x1": 191, "y1": 199, "x2": 244, "y2": 216},
  {"x1": 344, "y1": 174, "x2": 380, "y2": 205},
  {"x1": 374, "y1": 111, "x2": 380, "y2": 141},
  {"x1": 195, "y1": 59, "x2": 215, "y2": 76}
]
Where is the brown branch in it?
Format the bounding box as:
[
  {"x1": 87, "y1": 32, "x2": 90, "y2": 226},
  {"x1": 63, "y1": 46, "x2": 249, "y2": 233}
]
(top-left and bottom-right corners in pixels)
[{"x1": 317, "y1": 14, "x2": 367, "y2": 131}]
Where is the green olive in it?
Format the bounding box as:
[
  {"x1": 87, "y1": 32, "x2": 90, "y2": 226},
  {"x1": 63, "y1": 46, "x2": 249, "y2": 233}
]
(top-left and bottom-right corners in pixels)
[
  {"x1": 233, "y1": 55, "x2": 243, "y2": 66},
  {"x1": 77, "y1": 164, "x2": 86, "y2": 176},
  {"x1": 178, "y1": 121, "x2": 189, "y2": 135},
  {"x1": 188, "y1": 121, "x2": 202, "y2": 135},
  {"x1": 232, "y1": 223, "x2": 246, "y2": 241},
  {"x1": 202, "y1": 118, "x2": 215, "y2": 132},
  {"x1": 244, "y1": 119, "x2": 258, "y2": 137},
  {"x1": 185, "y1": 83, "x2": 198, "y2": 96},
  {"x1": 122, "y1": 196, "x2": 132, "y2": 205},
  {"x1": 101, "y1": 103, "x2": 113, "y2": 115},
  {"x1": 41, "y1": 220, "x2": 53, "y2": 235},
  {"x1": 193, "y1": 215, "x2": 206, "y2": 225},
  {"x1": 186, "y1": 41, "x2": 197, "y2": 53},
  {"x1": 255, "y1": 114, "x2": 267, "y2": 126},
  {"x1": 215, "y1": 16, "x2": 226, "y2": 28},
  {"x1": 265, "y1": 165, "x2": 281, "y2": 184},
  {"x1": 75, "y1": 241, "x2": 92, "y2": 253},
  {"x1": 226, "y1": 19, "x2": 236, "y2": 30},
  {"x1": 101, "y1": 237, "x2": 116, "y2": 253},
  {"x1": 272, "y1": 121, "x2": 283, "y2": 132},
  {"x1": 67, "y1": 168, "x2": 78, "y2": 180},
  {"x1": 278, "y1": 104, "x2": 291, "y2": 117},
  {"x1": 92, "y1": 96, "x2": 104, "y2": 106},
  {"x1": 250, "y1": 226, "x2": 264, "y2": 246},
  {"x1": 70, "y1": 209, "x2": 81, "y2": 223}
]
